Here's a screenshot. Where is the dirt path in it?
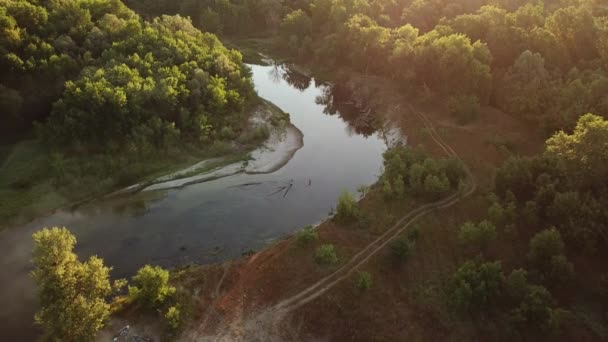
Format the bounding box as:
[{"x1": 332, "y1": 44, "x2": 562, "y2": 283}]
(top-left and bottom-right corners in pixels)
[
  {"x1": 271, "y1": 105, "x2": 476, "y2": 315},
  {"x1": 189, "y1": 105, "x2": 477, "y2": 341}
]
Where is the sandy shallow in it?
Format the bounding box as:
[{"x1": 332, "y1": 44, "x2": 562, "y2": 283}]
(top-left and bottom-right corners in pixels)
[{"x1": 136, "y1": 123, "x2": 304, "y2": 192}]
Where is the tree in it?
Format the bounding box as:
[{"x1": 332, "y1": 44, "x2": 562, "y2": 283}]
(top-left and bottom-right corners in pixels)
[
  {"x1": 448, "y1": 259, "x2": 505, "y2": 313},
  {"x1": 280, "y1": 9, "x2": 312, "y2": 42},
  {"x1": 129, "y1": 265, "x2": 176, "y2": 308},
  {"x1": 546, "y1": 113, "x2": 608, "y2": 189},
  {"x1": 335, "y1": 191, "x2": 359, "y2": 222},
  {"x1": 498, "y1": 50, "x2": 551, "y2": 118},
  {"x1": 528, "y1": 228, "x2": 565, "y2": 267},
  {"x1": 32, "y1": 227, "x2": 121, "y2": 342}
]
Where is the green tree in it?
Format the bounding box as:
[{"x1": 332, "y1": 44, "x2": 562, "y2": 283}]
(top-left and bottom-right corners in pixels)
[
  {"x1": 32, "y1": 227, "x2": 120, "y2": 342},
  {"x1": 448, "y1": 259, "x2": 505, "y2": 313},
  {"x1": 129, "y1": 265, "x2": 176, "y2": 308},
  {"x1": 499, "y1": 50, "x2": 551, "y2": 118},
  {"x1": 335, "y1": 191, "x2": 359, "y2": 222},
  {"x1": 528, "y1": 228, "x2": 565, "y2": 267}
]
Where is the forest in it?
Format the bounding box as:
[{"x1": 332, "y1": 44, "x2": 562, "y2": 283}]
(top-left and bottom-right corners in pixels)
[
  {"x1": 1, "y1": 0, "x2": 254, "y2": 148},
  {"x1": 127, "y1": 0, "x2": 608, "y2": 133},
  {"x1": 2, "y1": 0, "x2": 608, "y2": 341}
]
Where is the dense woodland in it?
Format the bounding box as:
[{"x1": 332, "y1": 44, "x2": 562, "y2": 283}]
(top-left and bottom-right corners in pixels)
[
  {"x1": 0, "y1": 0, "x2": 255, "y2": 150},
  {"x1": 128, "y1": 0, "x2": 608, "y2": 133}
]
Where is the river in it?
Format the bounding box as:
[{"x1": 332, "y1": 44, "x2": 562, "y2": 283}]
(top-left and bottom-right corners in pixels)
[{"x1": 0, "y1": 62, "x2": 398, "y2": 340}]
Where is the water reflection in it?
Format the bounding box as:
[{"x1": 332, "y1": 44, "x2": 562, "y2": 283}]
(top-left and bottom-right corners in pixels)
[{"x1": 270, "y1": 62, "x2": 379, "y2": 138}]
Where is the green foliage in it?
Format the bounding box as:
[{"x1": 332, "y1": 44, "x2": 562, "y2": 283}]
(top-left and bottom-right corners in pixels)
[
  {"x1": 335, "y1": 191, "x2": 359, "y2": 223},
  {"x1": 1, "y1": 0, "x2": 255, "y2": 153},
  {"x1": 528, "y1": 228, "x2": 565, "y2": 267},
  {"x1": 458, "y1": 220, "x2": 497, "y2": 251},
  {"x1": 493, "y1": 114, "x2": 608, "y2": 252},
  {"x1": 382, "y1": 146, "x2": 465, "y2": 201},
  {"x1": 448, "y1": 259, "x2": 505, "y2": 313},
  {"x1": 356, "y1": 271, "x2": 373, "y2": 291},
  {"x1": 390, "y1": 236, "x2": 416, "y2": 263},
  {"x1": 448, "y1": 94, "x2": 480, "y2": 124},
  {"x1": 129, "y1": 265, "x2": 176, "y2": 309},
  {"x1": 165, "y1": 305, "x2": 181, "y2": 332},
  {"x1": 314, "y1": 244, "x2": 338, "y2": 266},
  {"x1": 296, "y1": 225, "x2": 318, "y2": 246},
  {"x1": 31, "y1": 227, "x2": 119, "y2": 342}
]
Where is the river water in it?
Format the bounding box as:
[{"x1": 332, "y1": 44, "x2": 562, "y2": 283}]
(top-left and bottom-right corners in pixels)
[{"x1": 0, "y1": 63, "x2": 396, "y2": 340}]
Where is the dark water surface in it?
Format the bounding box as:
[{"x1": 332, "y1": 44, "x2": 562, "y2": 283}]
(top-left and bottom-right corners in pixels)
[{"x1": 0, "y1": 63, "x2": 396, "y2": 340}]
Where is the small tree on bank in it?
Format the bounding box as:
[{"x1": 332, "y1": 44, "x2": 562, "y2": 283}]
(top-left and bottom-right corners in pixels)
[{"x1": 32, "y1": 227, "x2": 123, "y2": 342}]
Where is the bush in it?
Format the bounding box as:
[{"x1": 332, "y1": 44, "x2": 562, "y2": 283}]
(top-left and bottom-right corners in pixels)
[
  {"x1": 458, "y1": 220, "x2": 497, "y2": 251},
  {"x1": 356, "y1": 271, "x2": 373, "y2": 291},
  {"x1": 296, "y1": 225, "x2": 318, "y2": 246},
  {"x1": 390, "y1": 237, "x2": 415, "y2": 262},
  {"x1": 165, "y1": 306, "x2": 181, "y2": 332},
  {"x1": 315, "y1": 244, "x2": 338, "y2": 265},
  {"x1": 129, "y1": 265, "x2": 176, "y2": 308},
  {"x1": 448, "y1": 95, "x2": 480, "y2": 124},
  {"x1": 335, "y1": 191, "x2": 359, "y2": 222}
]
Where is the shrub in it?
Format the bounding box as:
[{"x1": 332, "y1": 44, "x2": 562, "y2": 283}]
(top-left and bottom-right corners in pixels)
[
  {"x1": 315, "y1": 244, "x2": 338, "y2": 265},
  {"x1": 458, "y1": 220, "x2": 497, "y2": 251},
  {"x1": 335, "y1": 191, "x2": 359, "y2": 222},
  {"x1": 356, "y1": 271, "x2": 373, "y2": 291},
  {"x1": 165, "y1": 306, "x2": 181, "y2": 332},
  {"x1": 448, "y1": 94, "x2": 480, "y2": 124},
  {"x1": 390, "y1": 237, "x2": 415, "y2": 262},
  {"x1": 296, "y1": 225, "x2": 318, "y2": 246},
  {"x1": 129, "y1": 265, "x2": 176, "y2": 308}
]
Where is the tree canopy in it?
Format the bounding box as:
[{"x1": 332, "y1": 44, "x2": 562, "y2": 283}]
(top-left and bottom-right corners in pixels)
[{"x1": 0, "y1": 0, "x2": 255, "y2": 150}]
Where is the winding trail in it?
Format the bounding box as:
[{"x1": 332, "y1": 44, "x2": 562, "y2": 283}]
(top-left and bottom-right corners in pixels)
[
  {"x1": 197, "y1": 105, "x2": 477, "y2": 341},
  {"x1": 271, "y1": 105, "x2": 476, "y2": 315}
]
